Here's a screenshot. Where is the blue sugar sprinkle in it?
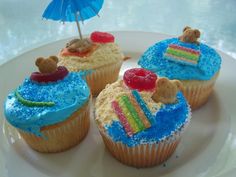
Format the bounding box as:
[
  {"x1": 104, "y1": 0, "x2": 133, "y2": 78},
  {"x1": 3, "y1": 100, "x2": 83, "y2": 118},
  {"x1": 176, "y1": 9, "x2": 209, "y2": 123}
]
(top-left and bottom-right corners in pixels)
[
  {"x1": 105, "y1": 92, "x2": 189, "y2": 147},
  {"x1": 138, "y1": 38, "x2": 221, "y2": 80},
  {"x1": 4, "y1": 72, "x2": 90, "y2": 137}
]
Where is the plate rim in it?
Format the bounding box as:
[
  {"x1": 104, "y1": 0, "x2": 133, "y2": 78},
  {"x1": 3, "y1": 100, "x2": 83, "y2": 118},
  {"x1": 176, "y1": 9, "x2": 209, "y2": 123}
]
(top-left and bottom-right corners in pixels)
[{"x1": 1, "y1": 31, "x2": 236, "y2": 177}]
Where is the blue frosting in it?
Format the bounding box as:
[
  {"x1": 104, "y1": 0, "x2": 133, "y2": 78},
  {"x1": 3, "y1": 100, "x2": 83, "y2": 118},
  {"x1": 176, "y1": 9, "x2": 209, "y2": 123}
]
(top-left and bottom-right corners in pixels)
[
  {"x1": 4, "y1": 72, "x2": 90, "y2": 137},
  {"x1": 138, "y1": 38, "x2": 221, "y2": 80},
  {"x1": 105, "y1": 92, "x2": 189, "y2": 147}
]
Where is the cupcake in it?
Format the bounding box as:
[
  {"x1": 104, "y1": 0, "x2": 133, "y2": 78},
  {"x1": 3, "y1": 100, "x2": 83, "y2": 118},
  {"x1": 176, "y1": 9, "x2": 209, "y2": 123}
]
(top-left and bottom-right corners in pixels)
[
  {"x1": 58, "y1": 31, "x2": 124, "y2": 96},
  {"x1": 95, "y1": 68, "x2": 191, "y2": 168},
  {"x1": 138, "y1": 26, "x2": 221, "y2": 109},
  {"x1": 4, "y1": 56, "x2": 91, "y2": 153}
]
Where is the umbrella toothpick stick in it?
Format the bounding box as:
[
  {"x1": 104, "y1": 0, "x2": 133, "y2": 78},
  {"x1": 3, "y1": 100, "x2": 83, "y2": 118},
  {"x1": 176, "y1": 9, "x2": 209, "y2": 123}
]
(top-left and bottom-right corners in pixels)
[
  {"x1": 43, "y1": 0, "x2": 103, "y2": 41},
  {"x1": 75, "y1": 13, "x2": 83, "y2": 40}
]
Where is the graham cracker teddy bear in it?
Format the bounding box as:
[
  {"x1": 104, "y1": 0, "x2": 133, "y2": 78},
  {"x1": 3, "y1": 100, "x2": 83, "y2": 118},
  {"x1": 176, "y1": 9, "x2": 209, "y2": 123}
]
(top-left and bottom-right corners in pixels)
[
  {"x1": 35, "y1": 56, "x2": 59, "y2": 74},
  {"x1": 66, "y1": 38, "x2": 93, "y2": 53},
  {"x1": 152, "y1": 78, "x2": 183, "y2": 104},
  {"x1": 179, "y1": 26, "x2": 201, "y2": 44}
]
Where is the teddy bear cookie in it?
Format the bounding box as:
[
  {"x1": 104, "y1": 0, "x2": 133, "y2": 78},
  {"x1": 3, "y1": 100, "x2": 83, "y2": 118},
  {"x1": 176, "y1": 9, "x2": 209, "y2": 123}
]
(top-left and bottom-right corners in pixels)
[
  {"x1": 31, "y1": 56, "x2": 69, "y2": 83},
  {"x1": 58, "y1": 31, "x2": 124, "y2": 96},
  {"x1": 4, "y1": 56, "x2": 91, "y2": 152},
  {"x1": 138, "y1": 26, "x2": 221, "y2": 109},
  {"x1": 35, "y1": 56, "x2": 58, "y2": 74},
  {"x1": 152, "y1": 78, "x2": 183, "y2": 104},
  {"x1": 95, "y1": 68, "x2": 191, "y2": 167},
  {"x1": 179, "y1": 26, "x2": 201, "y2": 44},
  {"x1": 65, "y1": 38, "x2": 98, "y2": 55}
]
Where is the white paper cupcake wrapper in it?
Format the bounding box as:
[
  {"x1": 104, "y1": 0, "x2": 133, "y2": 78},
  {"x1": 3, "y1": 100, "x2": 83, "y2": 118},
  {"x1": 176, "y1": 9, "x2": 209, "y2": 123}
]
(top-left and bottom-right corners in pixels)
[
  {"x1": 85, "y1": 61, "x2": 123, "y2": 96},
  {"x1": 18, "y1": 100, "x2": 91, "y2": 153},
  {"x1": 181, "y1": 73, "x2": 219, "y2": 109}
]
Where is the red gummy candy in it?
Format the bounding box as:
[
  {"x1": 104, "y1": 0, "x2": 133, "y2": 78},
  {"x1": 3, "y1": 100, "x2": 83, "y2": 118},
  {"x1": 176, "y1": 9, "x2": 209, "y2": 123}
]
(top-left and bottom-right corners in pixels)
[
  {"x1": 90, "y1": 31, "x2": 115, "y2": 43},
  {"x1": 123, "y1": 68, "x2": 157, "y2": 91},
  {"x1": 30, "y1": 66, "x2": 69, "y2": 83}
]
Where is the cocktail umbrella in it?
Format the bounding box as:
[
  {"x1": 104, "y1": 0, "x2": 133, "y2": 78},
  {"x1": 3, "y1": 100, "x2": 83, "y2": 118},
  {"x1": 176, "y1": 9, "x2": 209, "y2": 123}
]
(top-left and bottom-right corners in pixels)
[{"x1": 42, "y1": 0, "x2": 104, "y2": 39}]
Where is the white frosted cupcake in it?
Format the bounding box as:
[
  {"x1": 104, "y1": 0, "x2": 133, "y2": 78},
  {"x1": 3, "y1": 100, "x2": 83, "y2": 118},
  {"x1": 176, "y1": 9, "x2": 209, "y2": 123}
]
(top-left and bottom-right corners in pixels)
[{"x1": 58, "y1": 31, "x2": 124, "y2": 96}]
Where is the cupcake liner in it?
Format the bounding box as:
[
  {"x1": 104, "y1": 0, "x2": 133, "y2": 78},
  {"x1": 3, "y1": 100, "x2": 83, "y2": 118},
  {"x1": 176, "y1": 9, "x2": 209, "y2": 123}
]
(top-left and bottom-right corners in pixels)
[
  {"x1": 18, "y1": 100, "x2": 91, "y2": 153},
  {"x1": 101, "y1": 132, "x2": 180, "y2": 168},
  {"x1": 98, "y1": 106, "x2": 191, "y2": 168},
  {"x1": 86, "y1": 61, "x2": 122, "y2": 96},
  {"x1": 181, "y1": 73, "x2": 219, "y2": 110}
]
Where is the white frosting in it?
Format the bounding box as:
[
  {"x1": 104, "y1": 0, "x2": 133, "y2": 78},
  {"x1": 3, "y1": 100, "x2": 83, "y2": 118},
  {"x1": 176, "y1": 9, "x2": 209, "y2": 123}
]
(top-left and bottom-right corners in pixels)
[{"x1": 58, "y1": 43, "x2": 124, "y2": 71}]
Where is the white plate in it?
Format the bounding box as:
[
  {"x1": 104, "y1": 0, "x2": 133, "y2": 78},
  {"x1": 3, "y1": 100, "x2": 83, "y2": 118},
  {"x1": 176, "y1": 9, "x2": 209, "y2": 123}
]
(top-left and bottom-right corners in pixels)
[{"x1": 1, "y1": 31, "x2": 236, "y2": 177}]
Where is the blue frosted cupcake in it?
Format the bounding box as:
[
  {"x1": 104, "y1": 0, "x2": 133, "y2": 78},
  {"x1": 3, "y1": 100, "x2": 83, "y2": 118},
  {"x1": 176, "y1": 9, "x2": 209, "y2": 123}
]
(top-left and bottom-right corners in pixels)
[
  {"x1": 4, "y1": 56, "x2": 91, "y2": 153},
  {"x1": 138, "y1": 26, "x2": 221, "y2": 109},
  {"x1": 95, "y1": 68, "x2": 191, "y2": 167}
]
